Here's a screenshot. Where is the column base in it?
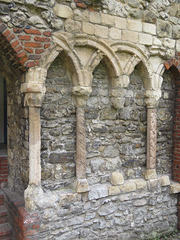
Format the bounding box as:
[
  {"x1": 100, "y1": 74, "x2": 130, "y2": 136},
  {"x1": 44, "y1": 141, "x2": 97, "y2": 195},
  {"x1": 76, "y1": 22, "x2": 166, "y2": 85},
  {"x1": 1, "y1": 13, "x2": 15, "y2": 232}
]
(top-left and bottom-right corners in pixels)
[
  {"x1": 144, "y1": 169, "x2": 157, "y2": 180},
  {"x1": 24, "y1": 184, "x2": 44, "y2": 210},
  {"x1": 76, "y1": 179, "x2": 90, "y2": 193}
]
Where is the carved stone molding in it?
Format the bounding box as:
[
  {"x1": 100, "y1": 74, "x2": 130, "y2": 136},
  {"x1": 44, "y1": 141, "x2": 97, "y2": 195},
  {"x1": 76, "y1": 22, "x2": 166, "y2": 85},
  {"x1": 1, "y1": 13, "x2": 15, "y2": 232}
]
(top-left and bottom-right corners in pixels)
[
  {"x1": 73, "y1": 86, "x2": 92, "y2": 107},
  {"x1": 147, "y1": 108, "x2": 157, "y2": 170},
  {"x1": 144, "y1": 89, "x2": 161, "y2": 108}
]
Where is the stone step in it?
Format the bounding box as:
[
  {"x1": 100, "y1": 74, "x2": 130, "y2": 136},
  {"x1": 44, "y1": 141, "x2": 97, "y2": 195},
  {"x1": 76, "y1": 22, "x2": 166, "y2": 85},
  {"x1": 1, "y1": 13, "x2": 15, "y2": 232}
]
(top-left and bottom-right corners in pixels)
[{"x1": 0, "y1": 223, "x2": 12, "y2": 238}]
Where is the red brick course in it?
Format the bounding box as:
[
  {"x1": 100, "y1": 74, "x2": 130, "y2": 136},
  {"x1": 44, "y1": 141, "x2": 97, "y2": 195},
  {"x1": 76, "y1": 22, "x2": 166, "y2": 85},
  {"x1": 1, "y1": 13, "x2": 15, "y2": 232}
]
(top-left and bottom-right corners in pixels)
[
  {"x1": 0, "y1": 22, "x2": 52, "y2": 70},
  {"x1": 3, "y1": 189, "x2": 40, "y2": 240},
  {"x1": 0, "y1": 157, "x2": 8, "y2": 189}
]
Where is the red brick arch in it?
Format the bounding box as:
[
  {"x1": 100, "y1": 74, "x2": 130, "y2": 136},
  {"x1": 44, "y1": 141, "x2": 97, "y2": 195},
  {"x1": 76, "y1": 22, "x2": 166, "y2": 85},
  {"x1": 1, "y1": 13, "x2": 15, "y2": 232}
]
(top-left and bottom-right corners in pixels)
[
  {"x1": 0, "y1": 21, "x2": 52, "y2": 69},
  {"x1": 164, "y1": 52, "x2": 180, "y2": 183}
]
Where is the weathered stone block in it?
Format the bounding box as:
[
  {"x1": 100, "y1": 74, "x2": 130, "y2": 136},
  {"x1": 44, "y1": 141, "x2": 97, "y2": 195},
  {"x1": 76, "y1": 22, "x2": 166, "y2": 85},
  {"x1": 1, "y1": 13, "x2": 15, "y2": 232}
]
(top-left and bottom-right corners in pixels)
[
  {"x1": 163, "y1": 38, "x2": 175, "y2": 49},
  {"x1": 82, "y1": 22, "x2": 94, "y2": 35},
  {"x1": 88, "y1": 184, "x2": 108, "y2": 200},
  {"x1": 110, "y1": 172, "x2": 124, "y2": 185},
  {"x1": 170, "y1": 182, "x2": 180, "y2": 194},
  {"x1": 114, "y1": 17, "x2": 126, "y2": 29},
  {"x1": 176, "y1": 40, "x2": 180, "y2": 52},
  {"x1": 172, "y1": 25, "x2": 180, "y2": 39},
  {"x1": 139, "y1": 33, "x2": 153, "y2": 45},
  {"x1": 108, "y1": 186, "x2": 120, "y2": 196},
  {"x1": 119, "y1": 181, "x2": 136, "y2": 193},
  {"x1": 157, "y1": 20, "x2": 172, "y2": 38},
  {"x1": 89, "y1": 12, "x2": 101, "y2": 24},
  {"x1": 161, "y1": 175, "x2": 170, "y2": 187},
  {"x1": 53, "y1": 4, "x2": 73, "y2": 19},
  {"x1": 122, "y1": 30, "x2": 138, "y2": 43},
  {"x1": 134, "y1": 179, "x2": 147, "y2": 189},
  {"x1": 109, "y1": 27, "x2": 121, "y2": 40},
  {"x1": 95, "y1": 25, "x2": 108, "y2": 38},
  {"x1": 143, "y1": 22, "x2": 156, "y2": 35},
  {"x1": 127, "y1": 19, "x2": 142, "y2": 32},
  {"x1": 101, "y1": 13, "x2": 114, "y2": 26}
]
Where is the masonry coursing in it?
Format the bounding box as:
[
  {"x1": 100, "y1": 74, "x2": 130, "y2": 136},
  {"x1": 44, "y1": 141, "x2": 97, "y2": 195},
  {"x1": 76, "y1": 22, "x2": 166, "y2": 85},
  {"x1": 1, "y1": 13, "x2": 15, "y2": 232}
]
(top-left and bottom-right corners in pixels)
[{"x1": 0, "y1": 0, "x2": 179, "y2": 239}]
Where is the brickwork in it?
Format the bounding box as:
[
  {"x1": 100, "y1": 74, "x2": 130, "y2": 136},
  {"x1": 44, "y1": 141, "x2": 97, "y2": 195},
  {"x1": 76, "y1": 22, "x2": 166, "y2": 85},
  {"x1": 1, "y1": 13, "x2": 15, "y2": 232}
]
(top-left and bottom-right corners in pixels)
[
  {"x1": 0, "y1": 157, "x2": 8, "y2": 189},
  {"x1": 3, "y1": 189, "x2": 40, "y2": 240},
  {"x1": 0, "y1": 21, "x2": 52, "y2": 69},
  {"x1": 164, "y1": 54, "x2": 180, "y2": 183}
]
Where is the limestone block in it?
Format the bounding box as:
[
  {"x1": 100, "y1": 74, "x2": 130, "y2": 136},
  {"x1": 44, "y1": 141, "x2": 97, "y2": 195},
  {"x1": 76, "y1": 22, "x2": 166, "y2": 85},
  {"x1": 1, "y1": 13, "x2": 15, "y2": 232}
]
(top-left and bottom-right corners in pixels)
[
  {"x1": 53, "y1": 4, "x2": 73, "y2": 19},
  {"x1": 148, "y1": 179, "x2": 158, "y2": 188},
  {"x1": 114, "y1": 17, "x2": 126, "y2": 29},
  {"x1": 127, "y1": 19, "x2": 142, "y2": 32},
  {"x1": 110, "y1": 172, "x2": 124, "y2": 186},
  {"x1": 161, "y1": 176, "x2": 170, "y2": 187},
  {"x1": 134, "y1": 179, "x2": 147, "y2": 189},
  {"x1": 153, "y1": 37, "x2": 162, "y2": 46},
  {"x1": 144, "y1": 169, "x2": 157, "y2": 180},
  {"x1": 88, "y1": 184, "x2": 108, "y2": 200},
  {"x1": 170, "y1": 182, "x2": 180, "y2": 194},
  {"x1": 163, "y1": 38, "x2": 176, "y2": 49},
  {"x1": 109, "y1": 27, "x2": 121, "y2": 40},
  {"x1": 101, "y1": 13, "x2": 114, "y2": 26},
  {"x1": 89, "y1": 12, "x2": 101, "y2": 24},
  {"x1": 139, "y1": 33, "x2": 153, "y2": 46},
  {"x1": 108, "y1": 186, "x2": 120, "y2": 196},
  {"x1": 82, "y1": 22, "x2": 94, "y2": 35},
  {"x1": 172, "y1": 25, "x2": 180, "y2": 39},
  {"x1": 95, "y1": 25, "x2": 108, "y2": 38},
  {"x1": 143, "y1": 22, "x2": 156, "y2": 35},
  {"x1": 176, "y1": 40, "x2": 180, "y2": 52},
  {"x1": 119, "y1": 181, "x2": 136, "y2": 193},
  {"x1": 122, "y1": 30, "x2": 138, "y2": 43},
  {"x1": 157, "y1": 20, "x2": 172, "y2": 38}
]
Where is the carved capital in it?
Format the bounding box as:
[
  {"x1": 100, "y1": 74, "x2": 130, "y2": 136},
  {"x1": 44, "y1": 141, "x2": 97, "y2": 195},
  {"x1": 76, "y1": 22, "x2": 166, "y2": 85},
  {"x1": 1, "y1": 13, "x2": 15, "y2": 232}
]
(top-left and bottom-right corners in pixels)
[
  {"x1": 24, "y1": 92, "x2": 46, "y2": 107},
  {"x1": 110, "y1": 87, "x2": 127, "y2": 109},
  {"x1": 144, "y1": 90, "x2": 161, "y2": 108},
  {"x1": 112, "y1": 75, "x2": 130, "y2": 88},
  {"x1": 21, "y1": 67, "x2": 47, "y2": 107},
  {"x1": 73, "y1": 86, "x2": 92, "y2": 107}
]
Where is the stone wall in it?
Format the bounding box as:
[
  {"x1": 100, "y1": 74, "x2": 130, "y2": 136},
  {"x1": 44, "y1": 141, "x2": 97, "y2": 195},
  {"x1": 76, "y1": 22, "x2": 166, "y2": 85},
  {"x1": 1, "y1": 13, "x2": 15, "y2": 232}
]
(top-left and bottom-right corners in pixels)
[
  {"x1": 157, "y1": 70, "x2": 175, "y2": 176},
  {"x1": 0, "y1": 0, "x2": 179, "y2": 239},
  {"x1": 6, "y1": 72, "x2": 29, "y2": 195},
  {"x1": 41, "y1": 54, "x2": 76, "y2": 191}
]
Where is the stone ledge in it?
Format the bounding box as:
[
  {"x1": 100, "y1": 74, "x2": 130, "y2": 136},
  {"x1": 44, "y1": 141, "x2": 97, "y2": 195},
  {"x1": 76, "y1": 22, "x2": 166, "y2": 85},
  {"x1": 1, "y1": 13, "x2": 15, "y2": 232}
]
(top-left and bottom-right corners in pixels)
[
  {"x1": 88, "y1": 175, "x2": 172, "y2": 199},
  {"x1": 170, "y1": 181, "x2": 180, "y2": 194}
]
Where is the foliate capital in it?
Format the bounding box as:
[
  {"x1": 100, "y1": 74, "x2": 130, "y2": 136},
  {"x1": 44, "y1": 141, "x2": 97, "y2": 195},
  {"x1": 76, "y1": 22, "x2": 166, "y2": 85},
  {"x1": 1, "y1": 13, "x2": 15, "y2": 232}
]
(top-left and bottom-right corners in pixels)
[
  {"x1": 72, "y1": 86, "x2": 92, "y2": 107},
  {"x1": 144, "y1": 89, "x2": 161, "y2": 108}
]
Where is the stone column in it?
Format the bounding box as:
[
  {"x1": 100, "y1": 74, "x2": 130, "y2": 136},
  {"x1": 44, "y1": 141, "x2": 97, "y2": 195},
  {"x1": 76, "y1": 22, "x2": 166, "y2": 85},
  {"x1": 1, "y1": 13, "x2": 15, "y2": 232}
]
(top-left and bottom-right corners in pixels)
[
  {"x1": 73, "y1": 86, "x2": 92, "y2": 193},
  {"x1": 21, "y1": 67, "x2": 47, "y2": 210},
  {"x1": 144, "y1": 90, "x2": 161, "y2": 180}
]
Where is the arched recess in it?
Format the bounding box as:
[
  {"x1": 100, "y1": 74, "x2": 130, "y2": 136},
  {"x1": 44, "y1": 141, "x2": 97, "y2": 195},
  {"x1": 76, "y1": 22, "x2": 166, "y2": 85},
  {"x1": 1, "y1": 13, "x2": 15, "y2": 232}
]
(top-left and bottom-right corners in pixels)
[
  {"x1": 74, "y1": 35, "x2": 123, "y2": 87},
  {"x1": 164, "y1": 60, "x2": 180, "y2": 182},
  {"x1": 111, "y1": 41, "x2": 154, "y2": 89},
  {"x1": 0, "y1": 30, "x2": 29, "y2": 195}
]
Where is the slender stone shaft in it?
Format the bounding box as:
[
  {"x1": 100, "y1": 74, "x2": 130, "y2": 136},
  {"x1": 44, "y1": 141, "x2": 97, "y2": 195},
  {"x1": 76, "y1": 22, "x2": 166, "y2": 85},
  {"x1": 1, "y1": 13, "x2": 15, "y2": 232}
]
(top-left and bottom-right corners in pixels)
[
  {"x1": 147, "y1": 108, "x2": 157, "y2": 169},
  {"x1": 76, "y1": 107, "x2": 86, "y2": 180},
  {"x1": 29, "y1": 107, "x2": 41, "y2": 186}
]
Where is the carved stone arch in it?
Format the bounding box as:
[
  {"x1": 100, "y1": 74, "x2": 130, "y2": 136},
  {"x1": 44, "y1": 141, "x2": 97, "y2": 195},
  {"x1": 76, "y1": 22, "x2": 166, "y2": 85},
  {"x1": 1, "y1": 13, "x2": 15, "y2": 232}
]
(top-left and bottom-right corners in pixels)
[
  {"x1": 39, "y1": 32, "x2": 84, "y2": 87},
  {"x1": 111, "y1": 41, "x2": 154, "y2": 89},
  {"x1": 74, "y1": 35, "x2": 123, "y2": 85}
]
